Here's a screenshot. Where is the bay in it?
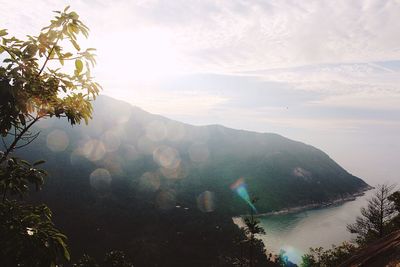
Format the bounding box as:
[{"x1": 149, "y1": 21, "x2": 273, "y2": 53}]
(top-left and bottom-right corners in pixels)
[{"x1": 256, "y1": 190, "x2": 374, "y2": 264}]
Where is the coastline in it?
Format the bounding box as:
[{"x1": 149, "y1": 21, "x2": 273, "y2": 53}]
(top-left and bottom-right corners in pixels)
[
  {"x1": 233, "y1": 185, "x2": 373, "y2": 222},
  {"x1": 232, "y1": 185, "x2": 375, "y2": 263}
]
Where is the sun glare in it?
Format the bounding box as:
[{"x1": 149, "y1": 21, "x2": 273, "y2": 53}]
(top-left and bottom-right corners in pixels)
[{"x1": 120, "y1": 28, "x2": 181, "y2": 82}]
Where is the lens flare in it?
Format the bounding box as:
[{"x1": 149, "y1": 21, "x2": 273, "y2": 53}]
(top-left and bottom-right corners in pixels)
[
  {"x1": 89, "y1": 168, "x2": 112, "y2": 190},
  {"x1": 37, "y1": 118, "x2": 54, "y2": 129},
  {"x1": 137, "y1": 136, "x2": 157, "y2": 155},
  {"x1": 101, "y1": 153, "x2": 124, "y2": 175},
  {"x1": 153, "y1": 145, "x2": 180, "y2": 169},
  {"x1": 160, "y1": 164, "x2": 187, "y2": 180},
  {"x1": 146, "y1": 121, "x2": 167, "y2": 142},
  {"x1": 82, "y1": 139, "x2": 106, "y2": 161},
  {"x1": 188, "y1": 142, "x2": 210, "y2": 163},
  {"x1": 155, "y1": 189, "x2": 176, "y2": 210},
  {"x1": 230, "y1": 178, "x2": 257, "y2": 213},
  {"x1": 101, "y1": 130, "x2": 121, "y2": 152},
  {"x1": 46, "y1": 129, "x2": 69, "y2": 152},
  {"x1": 123, "y1": 144, "x2": 139, "y2": 162},
  {"x1": 197, "y1": 191, "x2": 216, "y2": 212},
  {"x1": 139, "y1": 172, "x2": 161, "y2": 192},
  {"x1": 280, "y1": 246, "x2": 303, "y2": 265}
]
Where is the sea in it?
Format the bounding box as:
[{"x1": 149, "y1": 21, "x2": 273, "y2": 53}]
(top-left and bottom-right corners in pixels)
[{"x1": 235, "y1": 190, "x2": 374, "y2": 264}]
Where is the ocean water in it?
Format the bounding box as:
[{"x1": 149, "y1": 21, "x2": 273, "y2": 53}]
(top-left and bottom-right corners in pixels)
[{"x1": 257, "y1": 190, "x2": 374, "y2": 264}]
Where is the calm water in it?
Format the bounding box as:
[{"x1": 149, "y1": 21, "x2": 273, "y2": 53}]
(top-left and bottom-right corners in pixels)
[{"x1": 257, "y1": 190, "x2": 374, "y2": 264}]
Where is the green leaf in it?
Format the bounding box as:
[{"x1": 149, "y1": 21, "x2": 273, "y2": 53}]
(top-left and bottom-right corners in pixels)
[
  {"x1": 33, "y1": 160, "x2": 46, "y2": 166},
  {"x1": 75, "y1": 59, "x2": 83, "y2": 74},
  {"x1": 70, "y1": 39, "x2": 80, "y2": 51},
  {"x1": 55, "y1": 48, "x2": 64, "y2": 65},
  {"x1": 0, "y1": 29, "x2": 7, "y2": 37},
  {"x1": 20, "y1": 159, "x2": 31, "y2": 166},
  {"x1": 69, "y1": 11, "x2": 79, "y2": 20},
  {"x1": 56, "y1": 236, "x2": 70, "y2": 261}
]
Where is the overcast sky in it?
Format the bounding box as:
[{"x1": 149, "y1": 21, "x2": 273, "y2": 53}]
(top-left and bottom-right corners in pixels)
[{"x1": 1, "y1": 0, "x2": 399, "y2": 185}]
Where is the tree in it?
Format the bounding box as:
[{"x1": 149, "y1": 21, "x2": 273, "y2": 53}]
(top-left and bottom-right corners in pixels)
[
  {"x1": 388, "y1": 190, "x2": 400, "y2": 231},
  {"x1": 72, "y1": 251, "x2": 134, "y2": 267},
  {"x1": 0, "y1": 6, "x2": 100, "y2": 266},
  {"x1": 388, "y1": 191, "x2": 400, "y2": 212},
  {"x1": 72, "y1": 254, "x2": 99, "y2": 267},
  {"x1": 300, "y1": 242, "x2": 357, "y2": 267},
  {"x1": 242, "y1": 197, "x2": 266, "y2": 267},
  {"x1": 347, "y1": 184, "x2": 397, "y2": 245},
  {"x1": 103, "y1": 250, "x2": 134, "y2": 267}
]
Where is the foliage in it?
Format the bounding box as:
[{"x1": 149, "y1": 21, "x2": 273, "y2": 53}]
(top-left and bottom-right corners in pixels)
[
  {"x1": 300, "y1": 242, "x2": 357, "y2": 267},
  {"x1": 0, "y1": 6, "x2": 100, "y2": 141},
  {"x1": 388, "y1": 191, "x2": 400, "y2": 212},
  {"x1": 242, "y1": 198, "x2": 267, "y2": 267},
  {"x1": 72, "y1": 251, "x2": 134, "y2": 267},
  {"x1": 0, "y1": 6, "x2": 99, "y2": 267},
  {"x1": 347, "y1": 184, "x2": 397, "y2": 245},
  {"x1": 388, "y1": 190, "x2": 400, "y2": 231},
  {"x1": 0, "y1": 156, "x2": 47, "y2": 200},
  {"x1": 0, "y1": 4, "x2": 99, "y2": 197},
  {"x1": 243, "y1": 216, "x2": 266, "y2": 237},
  {"x1": 72, "y1": 254, "x2": 99, "y2": 267},
  {"x1": 0, "y1": 200, "x2": 70, "y2": 267},
  {"x1": 104, "y1": 250, "x2": 134, "y2": 267},
  {"x1": 300, "y1": 186, "x2": 400, "y2": 267},
  {"x1": 274, "y1": 249, "x2": 297, "y2": 267},
  {"x1": 277, "y1": 249, "x2": 289, "y2": 266}
]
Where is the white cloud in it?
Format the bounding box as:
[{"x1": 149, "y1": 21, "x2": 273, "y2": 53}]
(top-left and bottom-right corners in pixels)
[
  {"x1": 104, "y1": 88, "x2": 228, "y2": 117},
  {"x1": 2, "y1": 0, "x2": 400, "y2": 184},
  {"x1": 3, "y1": 0, "x2": 400, "y2": 73},
  {"x1": 308, "y1": 91, "x2": 400, "y2": 110},
  {"x1": 135, "y1": 0, "x2": 400, "y2": 72}
]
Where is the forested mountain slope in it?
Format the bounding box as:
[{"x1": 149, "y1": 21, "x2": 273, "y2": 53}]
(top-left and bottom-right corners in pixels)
[{"x1": 15, "y1": 95, "x2": 369, "y2": 265}]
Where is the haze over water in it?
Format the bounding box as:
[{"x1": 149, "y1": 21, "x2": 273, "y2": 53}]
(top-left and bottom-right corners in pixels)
[{"x1": 258, "y1": 190, "x2": 375, "y2": 264}]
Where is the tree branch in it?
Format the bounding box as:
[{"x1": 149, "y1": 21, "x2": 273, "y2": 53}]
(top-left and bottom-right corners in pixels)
[
  {"x1": 14, "y1": 131, "x2": 40, "y2": 149},
  {"x1": 1, "y1": 116, "x2": 41, "y2": 162}
]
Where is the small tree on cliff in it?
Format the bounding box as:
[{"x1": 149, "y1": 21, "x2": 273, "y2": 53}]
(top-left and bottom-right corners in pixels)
[
  {"x1": 0, "y1": 6, "x2": 100, "y2": 266},
  {"x1": 388, "y1": 190, "x2": 400, "y2": 231},
  {"x1": 243, "y1": 197, "x2": 266, "y2": 267},
  {"x1": 347, "y1": 183, "x2": 396, "y2": 245}
]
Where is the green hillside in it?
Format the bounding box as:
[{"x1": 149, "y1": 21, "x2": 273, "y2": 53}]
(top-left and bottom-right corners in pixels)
[{"x1": 14, "y1": 95, "x2": 369, "y2": 265}]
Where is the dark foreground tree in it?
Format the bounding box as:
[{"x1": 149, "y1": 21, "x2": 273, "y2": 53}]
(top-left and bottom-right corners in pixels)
[
  {"x1": 300, "y1": 242, "x2": 357, "y2": 267},
  {"x1": 72, "y1": 254, "x2": 99, "y2": 267},
  {"x1": 72, "y1": 251, "x2": 134, "y2": 267},
  {"x1": 347, "y1": 184, "x2": 397, "y2": 245},
  {"x1": 242, "y1": 198, "x2": 267, "y2": 267},
  {"x1": 388, "y1": 190, "x2": 400, "y2": 214},
  {"x1": 0, "y1": 6, "x2": 100, "y2": 266},
  {"x1": 388, "y1": 190, "x2": 400, "y2": 231}
]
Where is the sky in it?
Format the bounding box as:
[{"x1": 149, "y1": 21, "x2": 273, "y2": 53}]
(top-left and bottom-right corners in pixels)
[{"x1": 1, "y1": 0, "x2": 399, "y2": 185}]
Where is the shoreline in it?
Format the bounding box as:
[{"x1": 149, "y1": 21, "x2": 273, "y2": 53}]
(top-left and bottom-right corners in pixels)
[
  {"x1": 234, "y1": 185, "x2": 373, "y2": 221},
  {"x1": 232, "y1": 185, "x2": 375, "y2": 262}
]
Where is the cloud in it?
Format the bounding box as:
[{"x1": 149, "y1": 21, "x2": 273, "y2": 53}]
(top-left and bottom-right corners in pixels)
[
  {"x1": 308, "y1": 91, "x2": 400, "y2": 111},
  {"x1": 121, "y1": 0, "x2": 400, "y2": 72},
  {"x1": 1, "y1": 0, "x2": 400, "y2": 183},
  {"x1": 5, "y1": 0, "x2": 400, "y2": 72},
  {"x1": 104, "y1": 87, "x2": 228, "y2": 117}
]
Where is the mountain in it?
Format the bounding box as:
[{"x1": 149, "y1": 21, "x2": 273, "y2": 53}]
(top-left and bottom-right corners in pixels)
[
  {"x1": 15, "y1": 95, "x2": 369, "y2": 265},
  {"x1": 29, "y1": 95, "x2": 368, "y2": 213}
]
